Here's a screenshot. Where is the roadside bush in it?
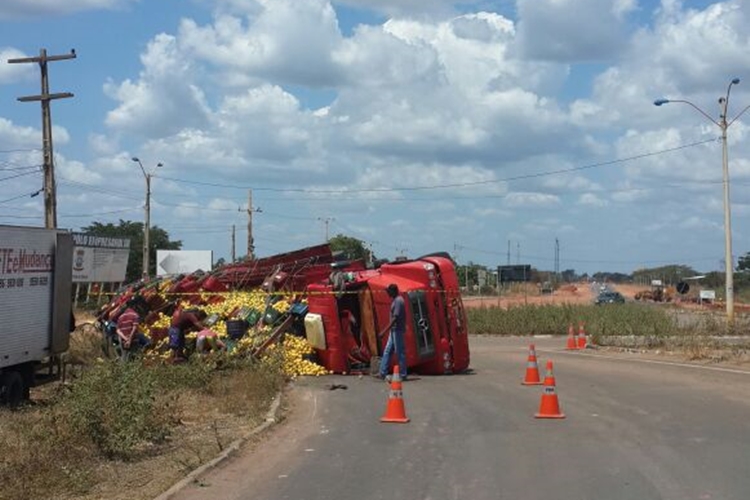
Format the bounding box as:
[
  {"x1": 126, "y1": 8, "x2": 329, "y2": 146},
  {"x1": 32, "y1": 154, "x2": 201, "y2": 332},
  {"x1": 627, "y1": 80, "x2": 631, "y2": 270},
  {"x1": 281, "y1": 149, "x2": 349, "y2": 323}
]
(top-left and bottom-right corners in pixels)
[
  {"x1": 466, "y1": 303, "x2": 679, "y2": 340},
  {"x1": 66, "y1": 361, "x2": 175, "y2": 460}
]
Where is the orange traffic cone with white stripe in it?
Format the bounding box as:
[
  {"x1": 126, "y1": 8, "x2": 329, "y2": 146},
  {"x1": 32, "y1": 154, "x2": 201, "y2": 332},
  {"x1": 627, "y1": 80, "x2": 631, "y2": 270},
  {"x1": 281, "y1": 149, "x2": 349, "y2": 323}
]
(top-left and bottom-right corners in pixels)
[
  {"x1": 577, "y1": 322, "x2": 587, "y2": 350},
  {"x1": 380, "y1": 366, "x2": 410, "y2": 423},
  {"x1": 565, "y1": 323, "x2": 578, "y2": 350},
  {"x1": 534, "y1": 360, "x2": 565, "y2": 419},
  {"x1": 522, "y1": 344, "x2": 543, "y2": 385}
]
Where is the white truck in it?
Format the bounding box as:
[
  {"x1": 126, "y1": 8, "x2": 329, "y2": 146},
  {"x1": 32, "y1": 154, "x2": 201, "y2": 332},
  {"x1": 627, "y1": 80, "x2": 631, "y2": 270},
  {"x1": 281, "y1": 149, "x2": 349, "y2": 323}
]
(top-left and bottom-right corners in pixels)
[{"x1": 0, "y1": 225, "x2": 73, "y2": 407}]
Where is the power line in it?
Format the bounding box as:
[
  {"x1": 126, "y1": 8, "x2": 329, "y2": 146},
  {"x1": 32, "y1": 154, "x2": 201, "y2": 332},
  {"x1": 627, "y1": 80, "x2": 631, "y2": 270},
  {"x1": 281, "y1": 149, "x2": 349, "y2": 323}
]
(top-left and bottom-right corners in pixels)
[
  {"x1": 456, "y1": 244, "x2": 719, "y2": 265},
  {"x1": 0, "y1": 189, "x2": 43, "y2": 205},
  {"x1": 0, "y1": 170, "x2": 40, "y2": 183},
  {"x1": 0, "y1": 148, "x2": 41, "y2": 154},
  {"x1": 154, "y1": 139, "x2": 715, "y2": 194}
]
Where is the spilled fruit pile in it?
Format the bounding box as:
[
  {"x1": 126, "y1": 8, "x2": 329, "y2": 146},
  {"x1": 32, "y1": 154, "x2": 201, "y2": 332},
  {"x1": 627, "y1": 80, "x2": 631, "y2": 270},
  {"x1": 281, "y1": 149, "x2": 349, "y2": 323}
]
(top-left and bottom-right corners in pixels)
[{"x1": 103, "y1": 285, "x2": 329, "y2": 377}]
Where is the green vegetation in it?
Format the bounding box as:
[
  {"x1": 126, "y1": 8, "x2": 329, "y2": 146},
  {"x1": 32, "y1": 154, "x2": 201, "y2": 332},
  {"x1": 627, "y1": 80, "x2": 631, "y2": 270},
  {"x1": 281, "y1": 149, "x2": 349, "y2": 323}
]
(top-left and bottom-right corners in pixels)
[
  {"x1": 468, "y1": 303, "x2": 671, "y2": 339},
  {"x1": 328, "y1": 233, "x2": 372, "y2": 262},
  {"x1": 0, "y1": 326, "x2": 285, "y2": 500}
]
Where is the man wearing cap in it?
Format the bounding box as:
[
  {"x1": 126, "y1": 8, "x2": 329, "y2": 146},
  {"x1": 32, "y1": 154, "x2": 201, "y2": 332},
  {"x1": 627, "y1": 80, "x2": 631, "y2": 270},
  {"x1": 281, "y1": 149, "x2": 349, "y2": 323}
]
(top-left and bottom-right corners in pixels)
[{"x1": 378, "y1": 284, "x2": 407, "y2": 381}]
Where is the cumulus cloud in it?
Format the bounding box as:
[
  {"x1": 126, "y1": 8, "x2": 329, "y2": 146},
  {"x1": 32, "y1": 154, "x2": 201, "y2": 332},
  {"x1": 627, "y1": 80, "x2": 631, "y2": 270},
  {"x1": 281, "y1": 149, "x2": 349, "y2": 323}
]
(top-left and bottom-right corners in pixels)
[
  {"x1": 180, "y1": 0, "x2": 344, "y2": 87},
  {"x1": 577, "y1": 193, "x2": 608, "y2": 207},
  {"x1": 504, "y1": 192, "x2": 561, "y2": 208},
  {"x1": 0, "y1": 48, "x2": 35, "y2": 83},
  {"x1": 0, "y1": 0, "x2": 137, "y2": 19},
  {"x1": 0, "y1": 118, "x2": 40, "y2": 148},
  {"x1": 104, "y1": 34, "x2": 211, "y2": 137},
  {"x1": 332, "y1": 0, "x2": 475, "y2": 17},
  {"x1": 515, "y1": 0, "x2": 636, "y2": 62}
]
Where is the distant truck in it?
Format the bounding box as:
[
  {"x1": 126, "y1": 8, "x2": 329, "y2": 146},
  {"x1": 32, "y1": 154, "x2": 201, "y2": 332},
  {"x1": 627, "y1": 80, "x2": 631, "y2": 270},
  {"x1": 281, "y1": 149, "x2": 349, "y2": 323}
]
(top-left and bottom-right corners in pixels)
[{"x1": 0, "y1": 225, "x2": 74, "y2": 407}]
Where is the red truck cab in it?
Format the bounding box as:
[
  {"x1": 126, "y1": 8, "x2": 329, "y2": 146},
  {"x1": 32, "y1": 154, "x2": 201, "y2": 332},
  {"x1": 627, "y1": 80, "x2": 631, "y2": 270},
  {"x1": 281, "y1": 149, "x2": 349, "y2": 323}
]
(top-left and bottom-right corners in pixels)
[{"x1": 306, "y1": 253, "x2": 469, "y2": 375}]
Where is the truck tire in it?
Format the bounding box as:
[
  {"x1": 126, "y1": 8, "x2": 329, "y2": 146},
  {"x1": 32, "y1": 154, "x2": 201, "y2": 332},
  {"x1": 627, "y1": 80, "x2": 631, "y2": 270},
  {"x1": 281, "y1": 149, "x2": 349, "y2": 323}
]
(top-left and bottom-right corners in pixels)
[{"x1": 0, "y1": 370, "x2": 26, "y2": 409}]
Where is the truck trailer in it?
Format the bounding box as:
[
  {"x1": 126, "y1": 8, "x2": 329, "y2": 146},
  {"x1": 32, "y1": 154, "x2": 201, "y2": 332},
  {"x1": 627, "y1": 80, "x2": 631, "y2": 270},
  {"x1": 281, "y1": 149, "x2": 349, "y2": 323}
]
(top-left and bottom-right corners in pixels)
[{"x1": 0, "y1": 225, "x2": 74, "y2": 407}]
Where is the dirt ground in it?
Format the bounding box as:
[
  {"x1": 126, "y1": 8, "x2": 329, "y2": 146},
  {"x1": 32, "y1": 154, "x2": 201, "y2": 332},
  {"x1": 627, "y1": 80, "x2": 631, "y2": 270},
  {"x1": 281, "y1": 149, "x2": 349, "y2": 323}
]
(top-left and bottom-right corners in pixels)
[
  {"x1": 463, "y1": 282, "x2": 749, "y2": 313},
  {"x1": 462, "y1": 283, "x2": 596, "y2": 309}
]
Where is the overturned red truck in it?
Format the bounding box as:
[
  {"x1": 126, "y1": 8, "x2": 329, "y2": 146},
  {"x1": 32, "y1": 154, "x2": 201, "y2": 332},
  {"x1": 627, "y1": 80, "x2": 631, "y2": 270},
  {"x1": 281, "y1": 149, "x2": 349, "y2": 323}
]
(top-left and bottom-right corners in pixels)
[{"x1": 100, "y1": 245, "x2": 470, "y2": 376}]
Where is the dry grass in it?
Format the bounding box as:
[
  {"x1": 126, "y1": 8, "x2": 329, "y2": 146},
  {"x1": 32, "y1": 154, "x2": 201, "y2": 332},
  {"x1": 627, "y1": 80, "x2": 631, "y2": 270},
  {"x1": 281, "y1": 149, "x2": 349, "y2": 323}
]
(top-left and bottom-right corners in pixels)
[{"x1": 0, "y1": 320, "x2": 285, "y2": 500}]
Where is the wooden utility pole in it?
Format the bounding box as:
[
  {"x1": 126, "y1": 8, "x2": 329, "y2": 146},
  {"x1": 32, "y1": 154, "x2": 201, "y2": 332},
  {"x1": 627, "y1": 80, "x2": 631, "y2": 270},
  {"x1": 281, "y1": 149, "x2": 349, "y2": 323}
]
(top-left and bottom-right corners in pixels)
[
  {"x1": 231, "y1": 225, "x2": 236, "y2": 262},
  {"x1": 8, "y1": 48, "x2": 76, "y2": 229},
  {"x1": 247, "y1": 190, "x2": 254, "y2": 259}
]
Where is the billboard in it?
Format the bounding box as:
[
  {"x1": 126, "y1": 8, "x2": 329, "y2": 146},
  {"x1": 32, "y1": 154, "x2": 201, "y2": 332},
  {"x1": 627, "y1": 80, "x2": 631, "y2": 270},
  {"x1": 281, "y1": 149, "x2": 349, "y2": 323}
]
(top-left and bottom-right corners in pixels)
[
  {"x1": 157, "y1": 250, "x2": 213, "y2": 276},
  {"x1": 498, "y1": 264, "x2": 531, "y2": 283},
  {"x1": 71, "y1": 233, "x2": 130, "y2": 283}
]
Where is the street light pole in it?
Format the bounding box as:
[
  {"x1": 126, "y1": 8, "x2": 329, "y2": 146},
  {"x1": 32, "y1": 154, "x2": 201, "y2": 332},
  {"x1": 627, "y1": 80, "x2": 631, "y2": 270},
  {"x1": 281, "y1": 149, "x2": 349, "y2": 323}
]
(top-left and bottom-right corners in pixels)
[
  {"x1": 132, "y1": 157, "x2": 162, "y2": 281},
  {"x1": 654, "y1": 78, "x2": 750, "y2": 326},
  {"x1": 719, "y1": 93, "x2": 733, "y2": 325}
]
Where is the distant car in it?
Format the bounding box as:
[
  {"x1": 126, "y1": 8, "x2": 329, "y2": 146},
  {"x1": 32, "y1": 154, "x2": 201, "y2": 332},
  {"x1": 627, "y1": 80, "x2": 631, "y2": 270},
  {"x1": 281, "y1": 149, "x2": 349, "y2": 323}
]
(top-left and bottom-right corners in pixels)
[{"x1": 595, "y1": 291, "x2": 625, "y2": 305}]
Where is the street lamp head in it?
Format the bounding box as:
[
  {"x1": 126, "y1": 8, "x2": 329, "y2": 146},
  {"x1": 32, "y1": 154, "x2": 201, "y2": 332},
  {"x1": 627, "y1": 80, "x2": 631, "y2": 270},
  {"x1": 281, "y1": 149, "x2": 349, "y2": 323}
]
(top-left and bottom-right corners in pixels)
[
  {"x1": 156, "y1": 162, "x2": 163, "y2": 168},
  {"x1": 654, "y1": 99, "x2": 670, "y2": 106},
  {"x1": 731, "y1": 78, "x2": 740, "y2": 85},
  {"x1": 131, "y1": 157, "x2": 140, "y2": 163}
]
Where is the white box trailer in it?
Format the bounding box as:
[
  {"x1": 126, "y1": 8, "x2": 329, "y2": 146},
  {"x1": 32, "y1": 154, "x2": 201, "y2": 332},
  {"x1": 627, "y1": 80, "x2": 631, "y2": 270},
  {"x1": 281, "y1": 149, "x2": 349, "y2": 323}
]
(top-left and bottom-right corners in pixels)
[{"x1": 0, "y1": 225, "x2": 73, "y2": 407}]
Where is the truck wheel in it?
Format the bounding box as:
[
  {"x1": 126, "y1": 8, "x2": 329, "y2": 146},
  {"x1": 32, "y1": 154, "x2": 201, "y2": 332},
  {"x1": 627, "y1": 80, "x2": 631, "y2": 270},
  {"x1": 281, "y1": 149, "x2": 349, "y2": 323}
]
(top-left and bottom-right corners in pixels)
[{"x1": 0, "y1": 370, "x2": 26, "y2": 409}]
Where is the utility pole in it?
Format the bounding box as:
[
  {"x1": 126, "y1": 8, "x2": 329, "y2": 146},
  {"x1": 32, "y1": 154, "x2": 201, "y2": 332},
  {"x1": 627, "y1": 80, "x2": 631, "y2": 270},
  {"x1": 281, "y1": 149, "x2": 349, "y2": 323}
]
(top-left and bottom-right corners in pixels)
[
  {"x1": 247, "y1": 190, "x2": 254, "y2": 259},
  {"x1": 231, "y1": 225, "x2": 236, "y2": 262},
  {"x1": 318, "y1": 216, "x2": 335, "y2": 242},
  {"x1": 131, "y1": 158, "x2": 162, "y2": 280},
  {"x1": 555, "y1": 237, "x2": 560, "y2": 280},
  {"x1": 507, "y1": 240, "x2": 511, "y2": 266},
  {"x1": 9, "y1": 48, "x2": 76, "y2": 229},
  {"x1": 516, "y1": 242, "x2": 520, "y2": 265}
]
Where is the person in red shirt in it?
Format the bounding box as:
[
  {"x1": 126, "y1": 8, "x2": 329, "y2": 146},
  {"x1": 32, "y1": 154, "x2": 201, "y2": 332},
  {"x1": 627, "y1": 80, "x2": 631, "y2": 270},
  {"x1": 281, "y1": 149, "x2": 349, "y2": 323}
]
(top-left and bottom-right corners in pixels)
[
  {"x1": 115, "y1": 302, "x2": 151, "y2": 358},
  {"x1": 168, "y1": 307, "x2": 206, "y2": 361}
]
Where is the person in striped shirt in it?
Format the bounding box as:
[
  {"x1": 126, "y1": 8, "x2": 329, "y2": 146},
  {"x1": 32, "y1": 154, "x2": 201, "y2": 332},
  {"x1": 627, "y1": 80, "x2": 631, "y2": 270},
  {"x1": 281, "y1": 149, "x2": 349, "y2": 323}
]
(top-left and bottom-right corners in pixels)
[{"x1": 116, "y1": 302, "x2": 151, "y2": 354}]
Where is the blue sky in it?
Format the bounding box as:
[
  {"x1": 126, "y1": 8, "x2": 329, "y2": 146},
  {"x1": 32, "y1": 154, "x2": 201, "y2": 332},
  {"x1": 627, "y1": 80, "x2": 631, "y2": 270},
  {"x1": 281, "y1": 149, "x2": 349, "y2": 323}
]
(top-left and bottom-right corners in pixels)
[{"x1": 2, "y1": 0, "x2": 750, "y2": 276}]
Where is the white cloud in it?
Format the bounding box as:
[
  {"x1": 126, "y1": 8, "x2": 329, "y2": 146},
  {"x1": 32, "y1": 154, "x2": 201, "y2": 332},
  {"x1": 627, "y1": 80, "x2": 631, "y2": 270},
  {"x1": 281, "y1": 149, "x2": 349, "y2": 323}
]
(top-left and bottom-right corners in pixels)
[
  {"x1": 332, "y1": 0, "x2": 474, "y2": 17},
  {"x1": 0, "y1": 118, "x2": 40, "y2": 148},
  {"x1": 0, "y1": 0, "x2": 136, "y2": 19},
  {"x1": 504, "y1": 192, "x2": 560, "y2": 208},
  {"x1": 515, "y1": 0, "x2": 635, "y2": 62},
  {"x1": 104, "y1": 34, "x2": 211, "y2": 137},
  {"x1": 0, "y1": 48, "x2": 35, "y2": 83},
  {"x1": 180, "y1": 0, "x2": 344, "y2": 87},
  {"x1": 577, "y1": 193, "x2": 608, "y2": 207},
  {"x1": 474, "y1": 207, "x2": 510, "y2": 218}
]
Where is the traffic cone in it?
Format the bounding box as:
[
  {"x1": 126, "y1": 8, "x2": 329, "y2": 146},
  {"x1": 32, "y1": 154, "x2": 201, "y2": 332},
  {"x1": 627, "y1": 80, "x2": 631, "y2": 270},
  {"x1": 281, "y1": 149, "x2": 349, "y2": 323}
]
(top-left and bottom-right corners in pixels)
[
  {"x1": 577, "y1": 322, "x2": 587, "y2": 350},
  {"x1": 380, "y1": 366, "x2": 410, "y2": 423},
  {"x1": 534, "y1": 360, "x2": 565, "y2": 419},
  {"x1": 565, "y1": 323, "x2": 578, "y2": 350},
  {"x1": 522, "y1": 344, "x2": 543, "y2": 385}
]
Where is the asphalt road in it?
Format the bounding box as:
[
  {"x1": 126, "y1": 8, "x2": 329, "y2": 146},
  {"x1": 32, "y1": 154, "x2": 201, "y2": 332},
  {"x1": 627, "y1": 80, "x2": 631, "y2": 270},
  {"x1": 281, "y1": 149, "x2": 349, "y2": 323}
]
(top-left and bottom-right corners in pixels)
[{"x1": 172, "y1": 336, "x2": 750, "y2": 500}]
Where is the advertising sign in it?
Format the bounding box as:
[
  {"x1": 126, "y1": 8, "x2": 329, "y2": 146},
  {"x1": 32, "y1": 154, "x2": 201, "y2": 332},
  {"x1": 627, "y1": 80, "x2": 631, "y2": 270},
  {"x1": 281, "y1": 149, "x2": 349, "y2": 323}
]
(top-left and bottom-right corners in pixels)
[
  {"x1": 0, "y1": 226, "x2": 56, "y2": 367},
  {"x1": 157, "y1": 250, "x2": 213, "y2": 276},
  {"x1": 498, "y1": 264, "x2": 531, "y2": 282},
  {"x1": 72, "y1": 233, "x2": 130, "y2": 283},
  {"x1": 699, "y1": 290, "x2": 716, "y2": 301}
]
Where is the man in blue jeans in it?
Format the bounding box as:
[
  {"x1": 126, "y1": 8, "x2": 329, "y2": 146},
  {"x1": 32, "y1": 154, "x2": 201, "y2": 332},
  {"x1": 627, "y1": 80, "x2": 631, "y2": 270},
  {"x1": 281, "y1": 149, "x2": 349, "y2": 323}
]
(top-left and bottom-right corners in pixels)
[{"x1": 378, "y1": 284, "x2": 407, "y2": 381}]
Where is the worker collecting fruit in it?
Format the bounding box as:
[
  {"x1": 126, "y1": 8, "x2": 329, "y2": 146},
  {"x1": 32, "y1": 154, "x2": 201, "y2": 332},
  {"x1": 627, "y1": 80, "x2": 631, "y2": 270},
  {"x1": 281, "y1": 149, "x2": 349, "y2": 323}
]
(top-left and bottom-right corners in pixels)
[{"x1": 377, "y1": 284, "x2": 407, "y2": 381}]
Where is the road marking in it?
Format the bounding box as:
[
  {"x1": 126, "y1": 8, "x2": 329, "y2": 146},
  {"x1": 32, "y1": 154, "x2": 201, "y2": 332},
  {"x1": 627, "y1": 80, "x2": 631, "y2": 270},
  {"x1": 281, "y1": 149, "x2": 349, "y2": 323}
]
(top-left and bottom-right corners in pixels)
[{"x1": 539, "y1": 348, "x2": 750, "y2": 375}]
